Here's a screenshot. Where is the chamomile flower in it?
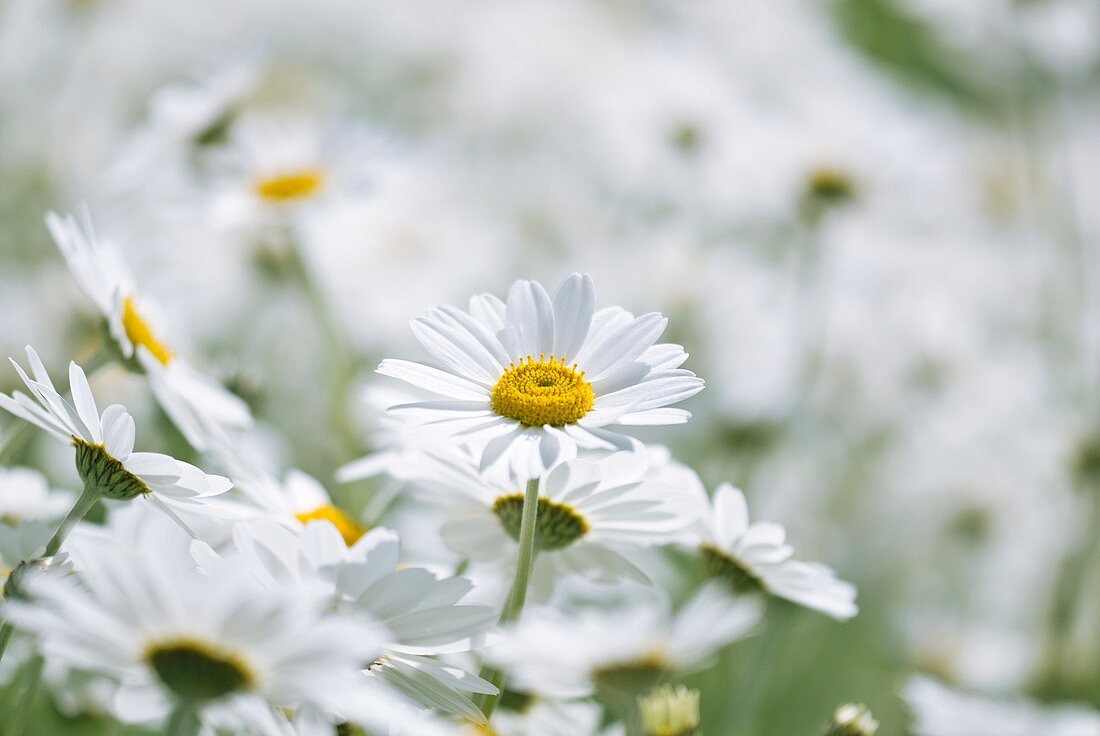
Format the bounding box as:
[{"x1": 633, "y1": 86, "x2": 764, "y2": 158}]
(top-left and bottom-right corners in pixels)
[
  {"x1": 212, "y1": 111, "x2": 375, "y2": 225},
  {"x1": 0, "y1": 347, "x2": 232, "y2": 528},
  {"x1": 490, "y1": 583, "x2": 760, "y2": 699},
  {"x1": 413, "y1": 451, "x2": 688, "y2": 593},
  {"x1": 0, "y1": 467, "x2": 73, "y2": 524},
  {"x1": 903, "y1": 676, "x2": 1100, "y2": 736},
  {"x1": 694, "y1": 483, "x2": 858, "y2": 620},
  {"x1": 219, "y1": 519, "x2": 499, "y2": 724},
  {"x1": 45, "y1": 209, "x2": 253, "y2": 450},
  {"x1": 381, "y1": 273, "x2": 704, "y2": 476},
  {"x1": 222, "y1": 455, "x2": 367, "y2": 546},
  {"x1": 5, "y1": 527, "x2": 435, "y2": 736}
]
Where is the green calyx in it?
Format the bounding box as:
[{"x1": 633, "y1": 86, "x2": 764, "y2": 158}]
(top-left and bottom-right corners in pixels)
[
  {"x1": 700, "y1": 544, "x2": 765, "y2": 594},
  {"x1": 73, "y1": 438, "x2": 150, "y2": 501},
  {"x1": 147, "y1": 640, "x2": 254, "y2": 702},
  {"x1": 493, "y1": 494, "x2": 588, "y2": 552}
]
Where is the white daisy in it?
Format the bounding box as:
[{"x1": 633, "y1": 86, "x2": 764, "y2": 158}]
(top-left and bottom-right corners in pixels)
[
  {"x1": 693, "y1": 483, "x2": 858, "y2": 620},
  {"x1": 219, "y1": 453, "x2": 368, "y2": 547},
  {"x1": 5, "y1": 526, "x2": 442, "y2": 736},
  {"x1": 903, "y1": 676, "x2": 1100, "y2": 736},
  {"x1": 380, "y1": 273, "x2": 704, "y2": 476},
  {"x1": 216, "y1": 518, "x2": 499, "y2": 725},
  {"x1": 412, "y1": 450, "x2": 689, "y2": 593},
  {"x1": 489, "y1": 582, "x2": 760, "y2": 699},
  {"x1": 0, "y1": 466, "x2": 73, "y2": 524},
  {"x1": 45, "y1": 209, "x2": 253, "y2": 451},
  {"x1": 210, "y1": 111, "x2": 376, "y2": 225},
  {"x1": 0, "y1": 346, "x2": 232, "y2": 531}
]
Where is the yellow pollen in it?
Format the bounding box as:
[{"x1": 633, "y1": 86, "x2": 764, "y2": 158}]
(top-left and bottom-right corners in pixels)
[
  {"x1": 490, "y1": 355, "x2": 594, "y2": 427},
  {"x1": 294, "y1": 504, "x2": 365, "y2": 546},
  {"x1": 253, "y1": 169, "x2": 325, "y2": 202},
  {"x1": 122, "y1": 296, "x2": 174, "y2": 366}
]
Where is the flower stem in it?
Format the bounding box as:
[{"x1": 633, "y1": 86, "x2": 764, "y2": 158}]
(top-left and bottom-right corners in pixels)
[
  {"x1": 6, "y1": 654, "x2": 44, "y2": 736},
  {"x1": 0, "y1": 479, "x2": 102, "y2": 666},
  {"x1": 476, "y1": 475, "x2": 541, "y2": 719},
  {"x1": 45, "y1": 479, "x2": 103, "y2": 558},
  {"x1": 164, "y1": 701, "x2": 200, "y2": 736}
]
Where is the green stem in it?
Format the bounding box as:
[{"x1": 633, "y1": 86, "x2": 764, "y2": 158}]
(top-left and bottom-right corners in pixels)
[
  {"x1": 164, "y1": 701, "x2": 200, "y2": 736},
  {"x1": 476, "y1": 476, "x2": 541, "y2": 719},
  {"x1": 0, "y1": 423, "x2": 32, "y2": 465},
  {"x1": 0, "y1": 479, "x2": 102, "y2": 666},
  {"x1": 45, "y1": 479, "x2": 102, "y2": 558},
  {"x1": 7, "y1": 654, "x2": 44, "y2": 736}
]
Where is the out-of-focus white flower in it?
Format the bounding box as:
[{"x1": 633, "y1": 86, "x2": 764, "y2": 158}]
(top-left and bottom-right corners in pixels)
[
  {"x1": 381, "y1": 273, "x2": 703, "y2": 477},
  {"x1": 0, "y1": 466, "x2": 73, "y2": 524},
  {"x1": 6, "y1": 523, "x2": 438, "y2": 736},
  {"x1": 903, "y1": 676, "x2": 1100, "y2": 736},
  {"x1": 45, "y1": 210, "x2": 253, "y2": 450},
  {"x1": 0, "y1": 347, "x2": 232, "y2": 526},
  {"x1": 490, "y1": 582, "x2": 760, "y2": 698},
  {"x1": 209, "y1": 111, "x2": 376, "y2": 228},
  {"x1": 693, "y1": 483, "x2": 858, "y2": 620},
  {"x1": 216, "y1": 519, "x2": 498, "y2": 725},
  {"x1": 412, "y1": 451, "x2": 689, "y2": 593}
]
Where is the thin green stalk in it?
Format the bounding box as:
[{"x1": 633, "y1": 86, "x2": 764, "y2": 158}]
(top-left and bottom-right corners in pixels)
[
  {"x1": 475, "y1": 476, "x2": 541, "y2": 719},
  {"x1": 164, "y1": 701, "x2": 200, "y2": 736},
  {"x1": 0, "y1": 423, "x2": 32, "y2": 465},
  {"x1": 0, "y1": 479, "x2": 102, "y2": 665},
  {"x1": 7, "y1": 654, "x2": 44, "y2": 736},
  {"x1": 45, "y1": 480, "x2": 102, "y2": 558}
]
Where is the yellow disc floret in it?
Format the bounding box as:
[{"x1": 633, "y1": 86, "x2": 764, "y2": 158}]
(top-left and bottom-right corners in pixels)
[
  {"x1": 294, "y1": 504, "x2": 366, "y2": 546},
  {"x1": 122, "y1": 296, "x2": 174, "y2": 366},
  {"x1": 490, "y1": 355, "x2": 594, "y2": 427},
  {"x1": 253, "y1": 169, "x2": 325, "y2": 202}
]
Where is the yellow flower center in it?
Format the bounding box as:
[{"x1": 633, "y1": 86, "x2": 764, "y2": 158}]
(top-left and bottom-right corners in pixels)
[
  {"x1": 294, "y1": 504, "x2": 365, "y2": 546},
  {"x1": 122, "y1": 296, "x2": 174, "y2": 366},
  {"x1": 490, "y1": 355, "x2": 594, "y2": 427},
  {"x1": 253, "y1": 169, "x2": 325, "y2": 202}
]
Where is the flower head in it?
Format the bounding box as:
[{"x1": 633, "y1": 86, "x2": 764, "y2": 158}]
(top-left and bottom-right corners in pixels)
[
  {"x1": 695, "y1": 483, "x2": 857, "y2": 620},
  {"x1": 638, "y1": 685, "x2": 700, "y2": 736},
  {"x1": 414, "y1": 450, "x2": 690, "y2": 591},
  {"x1": 0, "y1": 347, "x2": 232, "y2": 526},
  {"x1": 45, "y1": 210, "x2": 252, "y2": 450},
  {"x1": 380, "y1": 273, "x2": 703, "y2": 476}
]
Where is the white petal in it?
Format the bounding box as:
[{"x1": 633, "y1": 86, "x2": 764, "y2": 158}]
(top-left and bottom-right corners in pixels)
[
  {"x1": 101, "y1": 405, "x2": 136, "y2": 460},
  {"x1": 377, "y1": 360, "x2": 488, "y2": 401},
  {"x1": 503, "y1": 280, "x2": 555, "y2": 359},
  {"x1": 551, "y1": 273, "x2": 595, "y2": 360},
  {"x1": 68, "y1": 362, "x2": 102, "y2": 443}
]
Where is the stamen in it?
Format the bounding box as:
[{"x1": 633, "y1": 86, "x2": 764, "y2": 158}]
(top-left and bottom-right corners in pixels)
[
  {"x1": 489, "y1": 355, "x2": 594, "y2": 427},
  {"x1": 254, "y1": 169, "x2": 326, "y2": 202},
  {"x1": 122, "y1": 296, "x2": 174, "y2": 366},
  {"x1": 294, "y1": 504, "x2": 366, "y2": 546}
]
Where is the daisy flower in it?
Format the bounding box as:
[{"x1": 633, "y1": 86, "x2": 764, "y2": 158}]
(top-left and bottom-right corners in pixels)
[
  {"x1": 210, "y1": 111, "x2": 375, "y2": 225},
  {"x1": 218, "y1": 518, "x2": 499, "y2": 725},
  {"x1": 45, "y1": 209, "x2": 253, "y2": 451},
  {"x1": 219, "y1": 452, "x2": 368, "y2": 546},
  {"x1": 0, "y1": 467, "x2": 73, "y2": 524},
  {"x1": 5, "y1": 527, "x2": 444, "y2": 736},
  {"x1": 380, "y1": 273, "x2": 704, "y2": 475},
  {"x1": 903, "y1": 676, "x2": 1100, "y2": 736},
  {"x1": 412, "y1": 451, "x2": 689, "y2": 592},
  {"x1": 0, "y1": 346, "x2": 232, "y2": 533},
  {"x1": 693, "y1": 483, "x2": 858, "y2": 620},
  {"x1": 489, "y1": 583, "x2": 760, "y2": 699}
]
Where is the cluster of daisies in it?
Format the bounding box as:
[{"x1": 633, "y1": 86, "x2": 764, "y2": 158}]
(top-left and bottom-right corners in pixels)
[{"x1": 0, "y1": 213, "x2": 868, "y2": 735}]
